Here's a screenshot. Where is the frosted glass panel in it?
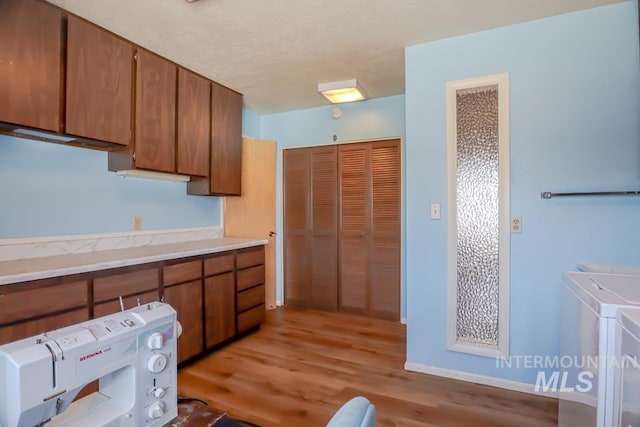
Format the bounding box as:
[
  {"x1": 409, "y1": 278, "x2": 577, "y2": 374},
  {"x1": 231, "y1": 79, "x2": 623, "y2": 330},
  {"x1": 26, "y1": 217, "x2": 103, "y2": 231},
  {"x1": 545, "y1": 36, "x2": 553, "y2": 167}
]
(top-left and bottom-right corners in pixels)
[{"x1": 455, "y1": 85, "x2": 499, "y2": 347}]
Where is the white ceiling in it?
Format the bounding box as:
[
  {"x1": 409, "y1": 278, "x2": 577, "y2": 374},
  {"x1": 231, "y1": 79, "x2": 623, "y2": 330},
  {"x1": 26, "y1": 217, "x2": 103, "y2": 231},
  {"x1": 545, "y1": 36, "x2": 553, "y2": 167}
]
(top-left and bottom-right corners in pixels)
[{"x1": 46, "y1": 0, "x2": 625, "y2": 114}]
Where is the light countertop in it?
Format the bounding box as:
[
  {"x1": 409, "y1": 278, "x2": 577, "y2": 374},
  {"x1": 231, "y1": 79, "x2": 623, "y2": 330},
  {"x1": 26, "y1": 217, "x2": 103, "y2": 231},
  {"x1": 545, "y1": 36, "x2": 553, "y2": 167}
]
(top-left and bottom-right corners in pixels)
[{"x1": 0, "y1": 237, "x2": 267, "y2": 286}]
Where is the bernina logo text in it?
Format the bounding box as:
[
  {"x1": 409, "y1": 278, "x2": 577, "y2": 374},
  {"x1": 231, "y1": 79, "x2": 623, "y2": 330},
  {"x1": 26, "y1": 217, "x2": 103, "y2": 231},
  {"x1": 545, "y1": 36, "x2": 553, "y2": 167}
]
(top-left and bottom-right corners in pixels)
[{"x1": 79, "y1": 350, "x2": 102, "y2": 362}]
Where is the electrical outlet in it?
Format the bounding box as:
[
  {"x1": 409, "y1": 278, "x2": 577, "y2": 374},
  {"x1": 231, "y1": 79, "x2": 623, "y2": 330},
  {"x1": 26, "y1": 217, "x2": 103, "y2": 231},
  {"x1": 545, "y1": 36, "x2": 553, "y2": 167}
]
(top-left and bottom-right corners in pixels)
[
  {"x1": 511, "y1": 216, "x2": 522, "y2": 233},
  {"x1": 133, "y1": 216, "x2": 142, "y2": 231}
]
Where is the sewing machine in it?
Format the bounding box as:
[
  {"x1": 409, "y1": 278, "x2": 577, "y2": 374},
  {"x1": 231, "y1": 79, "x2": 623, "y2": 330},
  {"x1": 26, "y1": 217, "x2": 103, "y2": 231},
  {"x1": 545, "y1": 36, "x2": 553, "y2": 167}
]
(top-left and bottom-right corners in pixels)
[{"x1": 0, "y1": 302, "x2": 178, "y2": 427}]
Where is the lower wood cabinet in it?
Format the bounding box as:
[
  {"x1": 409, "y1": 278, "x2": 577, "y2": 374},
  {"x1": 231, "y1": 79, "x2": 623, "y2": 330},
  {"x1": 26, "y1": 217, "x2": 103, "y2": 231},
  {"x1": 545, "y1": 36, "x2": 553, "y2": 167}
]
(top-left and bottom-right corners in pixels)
[
  {"x1": 0, "y1": 245, "x2": 266, "y2": 365},
  {"x1": 164, "y1": 279, "x2": 204, "y2": 364},
  {"x1": 204, "y1": 272, "x2": 235, "y2": 348}
]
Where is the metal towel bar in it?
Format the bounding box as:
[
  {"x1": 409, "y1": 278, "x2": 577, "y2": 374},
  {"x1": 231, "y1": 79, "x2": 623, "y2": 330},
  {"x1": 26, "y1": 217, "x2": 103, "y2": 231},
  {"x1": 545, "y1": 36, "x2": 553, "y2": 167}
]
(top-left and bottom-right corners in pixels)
[{"x1": 541, "y1": 190, "x2": 640, "y2": 199}]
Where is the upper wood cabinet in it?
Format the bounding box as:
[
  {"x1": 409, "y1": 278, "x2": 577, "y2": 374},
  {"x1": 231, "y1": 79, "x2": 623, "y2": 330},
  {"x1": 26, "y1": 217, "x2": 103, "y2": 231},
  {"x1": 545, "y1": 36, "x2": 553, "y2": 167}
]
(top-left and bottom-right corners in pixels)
[
  {"x1": 188, "y1": 82, "x2": 243, "y2": 196},
  {"x1": 178, "y1": 68, "x2": 210, "y2": 177},
  {"x1": 134, "y1": 49, "x2": 177, "y2": 173},
  {"x1": 0, "y1": 0, "x2": 63, "y2": 132},
  {"x1": 66, "y1": 15, "x2": 133, "y2": 146}
]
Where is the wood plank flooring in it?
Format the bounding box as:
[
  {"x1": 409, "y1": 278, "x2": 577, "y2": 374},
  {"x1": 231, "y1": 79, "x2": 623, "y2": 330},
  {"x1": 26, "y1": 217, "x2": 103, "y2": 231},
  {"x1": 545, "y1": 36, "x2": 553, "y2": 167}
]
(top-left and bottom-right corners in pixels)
[{"x1": 178, "y1": 307, "x2": 558, "y2": 426}]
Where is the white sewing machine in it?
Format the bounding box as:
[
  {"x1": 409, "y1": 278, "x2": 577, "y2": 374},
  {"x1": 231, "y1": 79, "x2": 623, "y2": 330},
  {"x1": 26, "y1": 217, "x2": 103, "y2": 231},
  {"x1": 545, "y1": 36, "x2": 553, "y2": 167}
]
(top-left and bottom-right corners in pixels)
[{"x1": 0, "y1": 302, "x2": 178, "y2": 427}]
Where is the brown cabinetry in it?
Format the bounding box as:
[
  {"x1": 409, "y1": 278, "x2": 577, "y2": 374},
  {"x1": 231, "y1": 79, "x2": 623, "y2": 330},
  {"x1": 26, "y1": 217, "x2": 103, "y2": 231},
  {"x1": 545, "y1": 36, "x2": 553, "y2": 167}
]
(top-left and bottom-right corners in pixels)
[
  {"x1": 283, "y1": 140, "x2": 400, "y2": 320},
  {"x1": 66, "y1": 15, "x2": 133, "y2": 146},
  {"x1": 0, "y1": 0, "x2": 63, "y2": 132},
  {"x1": 178, "y1": 68, "x2": 210, "y2": 177},
  {"x1": 109, "y1": 49, "x2": 177, "y2": 173},
  {"x1": 204, "y1": 272, "x2": 235, "y2": 348},
  {"x1": 1, "y1": 0, "x2": 242, "y2": 192},
  {"x1": 235, "y1": 247, "x2": 266, "y2": 332},
  {"x1": 188, "y1": 83, "x2": 243, "y2": 196},
  {"x1": 92, "y1": 267, "x2": 160, "y2": 317},
  {"x1": 0, "y1": 245, "x2": 265, "y2": 362},
  {"x1": 0, "y1": 279, "x2": 89, "y2": 345},
  {"x1": 164, "y1": 279, "x2": 204, "y2": 364},
  {"x1": 163, "y1": 259, "x2": 203, "y2": 363}
]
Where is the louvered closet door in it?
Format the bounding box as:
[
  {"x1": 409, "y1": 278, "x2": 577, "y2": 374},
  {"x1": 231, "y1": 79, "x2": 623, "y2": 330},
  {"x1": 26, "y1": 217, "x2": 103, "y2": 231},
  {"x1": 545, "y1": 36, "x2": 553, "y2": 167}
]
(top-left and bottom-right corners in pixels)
[
  {"x1": 370, "y1": 140, "x2": 401, "y2": 320},
  {"x1": 283, "y1": 148, "x2": 311, "y2": 307},
  {"x1": 338, "y1": 139, "x2": 400, "y2": 319},
  {"x1": 338, "y1": 143, "x2": 370, "y2": 315},
  {"x1": 310, "y1": 146, "x2": 338, "y2": 311}
]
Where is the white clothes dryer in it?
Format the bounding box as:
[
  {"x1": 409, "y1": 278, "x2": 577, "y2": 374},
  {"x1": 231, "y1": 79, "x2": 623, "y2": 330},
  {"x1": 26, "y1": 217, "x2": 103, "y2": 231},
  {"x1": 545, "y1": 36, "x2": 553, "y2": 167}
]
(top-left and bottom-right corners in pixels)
[
  {"x1": 614, "y1": 308, "x2": 640, "y2": 427},
  {"x1": 560, "y1": 272, "x2": 640, "y2": 427}
]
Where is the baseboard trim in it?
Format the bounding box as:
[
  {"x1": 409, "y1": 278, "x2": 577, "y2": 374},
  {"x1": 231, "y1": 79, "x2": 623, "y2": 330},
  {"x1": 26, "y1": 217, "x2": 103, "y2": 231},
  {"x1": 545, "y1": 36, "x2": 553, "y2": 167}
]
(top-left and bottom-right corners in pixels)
[{"x1": 404, "y1": 362, "x2": 558, "y2": 398}]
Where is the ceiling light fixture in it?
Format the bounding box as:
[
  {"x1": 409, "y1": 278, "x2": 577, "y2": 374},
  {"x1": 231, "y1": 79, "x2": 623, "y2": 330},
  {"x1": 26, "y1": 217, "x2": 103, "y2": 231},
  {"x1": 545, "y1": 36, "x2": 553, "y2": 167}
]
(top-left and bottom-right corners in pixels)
[{"x1": 317, "y1": 79, "x2": 366, "y2": 104}]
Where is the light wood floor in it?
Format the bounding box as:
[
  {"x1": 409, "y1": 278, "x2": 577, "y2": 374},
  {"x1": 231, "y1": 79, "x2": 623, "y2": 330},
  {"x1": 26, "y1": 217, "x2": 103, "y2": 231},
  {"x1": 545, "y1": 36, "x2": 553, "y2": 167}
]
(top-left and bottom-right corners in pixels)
[{"x1": 178, "y1": 307, "x2": 558, "y2": 426}]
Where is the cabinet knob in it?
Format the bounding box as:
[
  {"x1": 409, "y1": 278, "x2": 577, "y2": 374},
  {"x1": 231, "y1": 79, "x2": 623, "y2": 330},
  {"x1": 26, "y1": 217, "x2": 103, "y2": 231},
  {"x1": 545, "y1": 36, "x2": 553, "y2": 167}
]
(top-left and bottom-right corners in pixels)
[{"x1": 268, "y1": 231, "x2": 276, "y2": 237}]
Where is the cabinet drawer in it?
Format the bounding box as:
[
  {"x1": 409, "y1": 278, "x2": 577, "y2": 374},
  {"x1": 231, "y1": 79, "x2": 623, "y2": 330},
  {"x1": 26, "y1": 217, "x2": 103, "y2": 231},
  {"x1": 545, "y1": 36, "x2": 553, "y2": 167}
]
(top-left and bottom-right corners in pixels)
[
  {"x1": 163, "y1": 260, "x2": 201, "y2": 286},
  {"x1": 237, "y1": 304, "x2": 265, "y2": 334},
  {"x1": 237, "y1": 284, "x2": 265, "y2": 313},
  {"x1": 0, "y1": 281, "x2": 88, "y2": 325},
  {"x1": 93, "y1": 289, "x2": 160, "y2": 318},
  {"x1": 204, "y1": 253, "x2": 234, "y2": 277},
  {"x1": 236, "y1": 246, "x2": 264, "y2": 270},
  {"x1": 0, "y1": 308, "x2": 89, "y2": 345},
  {"x1": 236, "y1": 265, "x2": 265, "y2": 292},
  {"x1": 94, "y1": 268, "x2": 158, "y2": 303}
]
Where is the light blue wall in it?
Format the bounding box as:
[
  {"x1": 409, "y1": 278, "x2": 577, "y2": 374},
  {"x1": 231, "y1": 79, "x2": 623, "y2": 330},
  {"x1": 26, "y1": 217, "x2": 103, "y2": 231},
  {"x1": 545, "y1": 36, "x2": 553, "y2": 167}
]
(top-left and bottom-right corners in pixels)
[
  {"x1": 242, "y1": 107, "x2": 262, "y2": 138},
  {"x1": 0, "y1": 135, "x2": 221, "y2": 238},
  {"x1": 406, "y1": 2, "x2": 640, "y2": 384},
  {"x1": 261, "y1": 95, "x2": 407, "y2": 315}
]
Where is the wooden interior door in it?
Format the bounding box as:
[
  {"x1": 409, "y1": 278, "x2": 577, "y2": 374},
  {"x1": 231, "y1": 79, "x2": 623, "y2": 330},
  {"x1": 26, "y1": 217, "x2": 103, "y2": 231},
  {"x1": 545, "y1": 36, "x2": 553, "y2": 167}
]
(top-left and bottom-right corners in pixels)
[
  {"x1": 224, "y1": 138, "x2": 277, "y2": 309},
  {"x1": 338, "y1": 143, "x2": 370, "y2": 315},
  {"x1": 283, "y1": 146, "x2": 338, "y2": 311},
  {"x1": 309, "y1": 146, "x2": 338, "y2": 311},
  {"x1": 338, "y1": 139, "x2": 400, "y2": 320},
  {"x1": 283, "y1": 148, "x2": 311, "y2": 307},
  {"x1": 369, "y1": 140, "x2": 401, "y2": 320}
]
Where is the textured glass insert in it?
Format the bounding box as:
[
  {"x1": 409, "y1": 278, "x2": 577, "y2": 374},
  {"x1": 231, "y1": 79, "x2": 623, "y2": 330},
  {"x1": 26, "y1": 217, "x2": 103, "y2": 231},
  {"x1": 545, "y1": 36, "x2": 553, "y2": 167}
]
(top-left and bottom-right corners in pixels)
[{"x1": 455, "y1": 85, "x2": 499, "y2": 347}]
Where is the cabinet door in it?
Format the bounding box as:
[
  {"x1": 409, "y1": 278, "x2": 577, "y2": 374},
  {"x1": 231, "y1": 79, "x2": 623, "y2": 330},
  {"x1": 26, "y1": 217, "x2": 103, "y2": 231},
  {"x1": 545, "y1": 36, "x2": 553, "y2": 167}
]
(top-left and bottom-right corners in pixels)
[
  {"x1": 177, "y1": 68, "x2": 210, "y2": 177},
  {"x1": 163, "y1": 280, "x2": 203, "y2": 363},
  {"x1": 135, "y1": 49, "x2": 177, "y2": 173},
  {"x1": 0, "y1": 0, "x2": 63, "y2": 131},
  {"x1": 66, "y1": 15, "x2": 133, "y2": 145},
  {"x1": 210, "y1": 82, "x2": 242, "y2": 195},
  {"x1": 204, "y1": 273, "x2": 235, "y2": 348}
]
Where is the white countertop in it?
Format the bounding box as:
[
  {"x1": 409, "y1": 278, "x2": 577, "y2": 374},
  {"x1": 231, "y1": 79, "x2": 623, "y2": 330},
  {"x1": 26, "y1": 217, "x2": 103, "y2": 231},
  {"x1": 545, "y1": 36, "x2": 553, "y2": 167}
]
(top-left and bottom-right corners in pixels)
[{"x1": 0, "y1": 237, "x2": 267, "y2": 286}]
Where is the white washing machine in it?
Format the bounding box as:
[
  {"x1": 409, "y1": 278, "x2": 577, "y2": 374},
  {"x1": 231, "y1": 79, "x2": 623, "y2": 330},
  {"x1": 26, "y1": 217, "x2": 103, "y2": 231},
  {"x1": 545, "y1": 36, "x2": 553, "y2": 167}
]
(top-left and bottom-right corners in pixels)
[
  {"x1": 560, "y1": 271, "x2": 640, "y2": 427},
  {"x1": 614, "y1": 308, "x2": 640, "y2": 427}
]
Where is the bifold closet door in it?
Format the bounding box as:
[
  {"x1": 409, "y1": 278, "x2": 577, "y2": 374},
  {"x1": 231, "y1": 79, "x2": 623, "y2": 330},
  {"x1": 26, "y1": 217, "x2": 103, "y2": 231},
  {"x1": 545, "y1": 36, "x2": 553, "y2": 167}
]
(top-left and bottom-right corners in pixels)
[
  {"x1": 338, "y1": 140, "x2": 400, "y2": 320},
  {"x1": 283, "y1": 146, "x2": 338, "y2": 310}
]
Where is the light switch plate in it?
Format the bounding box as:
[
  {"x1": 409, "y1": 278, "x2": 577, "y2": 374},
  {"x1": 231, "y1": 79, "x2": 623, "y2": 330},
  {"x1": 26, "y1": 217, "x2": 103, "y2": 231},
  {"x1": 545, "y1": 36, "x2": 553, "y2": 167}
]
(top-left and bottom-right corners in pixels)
[{"x1": 430, "y1": 203, "x2": 441, "y2": 220}]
